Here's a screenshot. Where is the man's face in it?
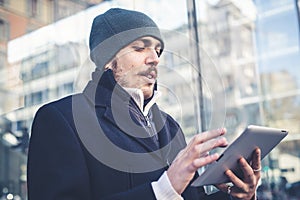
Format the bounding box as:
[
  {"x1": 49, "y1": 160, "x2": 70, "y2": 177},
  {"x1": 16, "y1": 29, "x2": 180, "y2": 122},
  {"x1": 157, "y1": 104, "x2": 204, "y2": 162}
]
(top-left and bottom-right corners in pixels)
[{"x1": 108, "y1": 36, "x2": 162, "y2": 99}]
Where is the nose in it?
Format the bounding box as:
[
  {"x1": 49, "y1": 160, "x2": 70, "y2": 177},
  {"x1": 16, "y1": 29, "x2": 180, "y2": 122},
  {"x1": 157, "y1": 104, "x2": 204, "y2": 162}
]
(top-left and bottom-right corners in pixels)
[{"x1": 145, "y1": 48, "x2": 159, "y2": 66}]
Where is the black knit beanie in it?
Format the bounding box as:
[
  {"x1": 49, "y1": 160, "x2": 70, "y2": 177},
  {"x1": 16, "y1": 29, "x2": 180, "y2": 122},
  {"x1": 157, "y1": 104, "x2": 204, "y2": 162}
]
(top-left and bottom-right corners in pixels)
[{"x1": 89, "y1": 8, "x2": 164, "y2": 69}]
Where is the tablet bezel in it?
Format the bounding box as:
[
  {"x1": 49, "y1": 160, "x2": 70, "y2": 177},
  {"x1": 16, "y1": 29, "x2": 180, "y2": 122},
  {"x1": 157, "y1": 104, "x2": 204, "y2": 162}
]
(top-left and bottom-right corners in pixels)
[{"x1": 191, "y1": 125, "x2": 288, "y2": 186}]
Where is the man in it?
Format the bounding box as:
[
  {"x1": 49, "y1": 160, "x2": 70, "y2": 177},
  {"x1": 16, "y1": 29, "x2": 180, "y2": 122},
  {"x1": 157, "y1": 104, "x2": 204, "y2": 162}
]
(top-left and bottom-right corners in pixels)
[{"x1": 27, "y1": 8, "x2": 261, "y2": 199}]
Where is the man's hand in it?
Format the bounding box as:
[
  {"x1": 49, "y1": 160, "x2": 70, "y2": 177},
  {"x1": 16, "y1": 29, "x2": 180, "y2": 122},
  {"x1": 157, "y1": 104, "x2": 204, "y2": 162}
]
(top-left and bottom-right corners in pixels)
[
  {"x1": 217, "y1": 148, "x2": 261, "y2": 200},
  {"x1": 167, "y1": 128, "x2": 228, "y2": 195}
]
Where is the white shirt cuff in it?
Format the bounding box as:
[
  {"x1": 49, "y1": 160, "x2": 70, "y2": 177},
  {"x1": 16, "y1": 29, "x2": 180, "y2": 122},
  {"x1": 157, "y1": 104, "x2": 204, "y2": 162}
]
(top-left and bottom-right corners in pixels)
[{"x1": 151, "y1": 171, "x2": 184, "y2": 200}]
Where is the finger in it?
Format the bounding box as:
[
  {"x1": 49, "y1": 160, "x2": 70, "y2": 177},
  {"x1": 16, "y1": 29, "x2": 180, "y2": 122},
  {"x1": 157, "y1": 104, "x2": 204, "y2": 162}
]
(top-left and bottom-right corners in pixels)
[
  {"x1": 191, "y1": 128, "x2": 227, "y2": 146},
  {"x1": 192, "y1": 153, "x2": 220, "y2": 169},
  {"x1": 225, "y1": 169, "x2": 246, "y2": 190},
  {"x1": 238, "y1": 157, "x2": 256, "y2": 183},
  {"x1": 181, "y1": 136, "x2": 227, "y2": 163},
  {"x1": 183, "y1": 128, "x2": 226, "y2": 155},
  {"x1": 251, "y1": 148, "x2": 261, "y2": 174},
  {"x1": 199, "y1": 151, "x2": 209, "y2": 157},
  {"x1": 225, "y1": 157, "x2": 257, "y2": 188},
  {"x1": 195, "y1": 136, "x2": 228, "y2": 156},
  {"x1": 225, "y1": 177, "x2": 256, "y2": 200}
]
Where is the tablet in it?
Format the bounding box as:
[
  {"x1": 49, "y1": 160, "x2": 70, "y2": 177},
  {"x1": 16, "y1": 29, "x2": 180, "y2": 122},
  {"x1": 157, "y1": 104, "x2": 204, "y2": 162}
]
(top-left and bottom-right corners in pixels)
[{"x1": 191, "y1": 125, "x2": 288, "y2": 186}]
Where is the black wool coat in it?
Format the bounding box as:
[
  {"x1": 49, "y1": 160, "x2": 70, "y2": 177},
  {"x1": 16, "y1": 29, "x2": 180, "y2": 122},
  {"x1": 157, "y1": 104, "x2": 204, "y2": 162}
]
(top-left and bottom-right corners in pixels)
[{"x1": 27, "y1": 69, "x2": 230, "y2": 200}]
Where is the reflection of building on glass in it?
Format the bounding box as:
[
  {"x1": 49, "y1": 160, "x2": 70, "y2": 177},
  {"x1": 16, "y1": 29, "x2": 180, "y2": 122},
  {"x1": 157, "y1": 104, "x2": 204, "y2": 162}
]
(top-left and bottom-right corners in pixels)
[
  {"x1": 260, "y1": 70, "x2": 298, "y2": 95},
  {"x1": 1, "y1": 126, "x2": 29, "y2": 154},
  {"x1": 259, "y1": 70, "x2": 300, "y2": 184},
  {"x1": 0, "y1": 0, "x2": 105, "y2": 116},
  {"x1": 0, "y1": 1, "x2": 105, "y2": 199},
  {"x1": 158, "y1": 0, "x2": 257, "y2": 138},
  {"x1": 254, "y1": 0, "x2": 300, "y2": 196},
  {"x1": 6, "y1": 42, "x2": 88, "y2": 136},
  {"x1": 1, "y1": 40, "x2": 87, "y2": 200},
  {"x1": 0, "y1": 116, "x2": 28, "y2": 200}
]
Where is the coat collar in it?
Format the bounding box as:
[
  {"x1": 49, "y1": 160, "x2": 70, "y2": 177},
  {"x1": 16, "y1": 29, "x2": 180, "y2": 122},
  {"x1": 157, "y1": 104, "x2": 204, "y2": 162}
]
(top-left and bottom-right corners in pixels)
[
  {"x1": 82, "y1": 69, "x2": 172, "y2": 157},
  {"x1": 83, "y1": 69, "x2": 130, "y2": 106}
]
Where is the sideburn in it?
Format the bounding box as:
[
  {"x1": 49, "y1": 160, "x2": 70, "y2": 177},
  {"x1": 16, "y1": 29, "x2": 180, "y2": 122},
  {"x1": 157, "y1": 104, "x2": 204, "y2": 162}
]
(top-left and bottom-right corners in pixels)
[
  {"x1": 112, "y1": 59, "x2": 118, "y2": 69},
  {"x1": 111, "y1": 59, "x2": 126, "y2": 85}
]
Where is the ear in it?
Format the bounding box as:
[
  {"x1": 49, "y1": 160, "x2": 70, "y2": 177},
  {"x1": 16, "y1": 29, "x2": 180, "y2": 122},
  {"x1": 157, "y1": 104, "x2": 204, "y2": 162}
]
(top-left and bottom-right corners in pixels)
[
  {"x1": 104, "y1": 59, "x2": 116, "y2": 70},
  {"x1": 104, "y1": 64, "x2": 111, "y2": 70}
]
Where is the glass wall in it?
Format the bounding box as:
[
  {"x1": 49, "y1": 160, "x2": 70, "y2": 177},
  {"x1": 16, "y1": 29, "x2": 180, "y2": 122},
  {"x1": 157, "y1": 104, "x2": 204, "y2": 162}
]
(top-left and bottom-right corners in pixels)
[
  {"x1": 254, "y1": 1, "x2": 300, "y2": 198},
  {"x1": 0, "y1": 0, "x2": 299, "y2": 199}
]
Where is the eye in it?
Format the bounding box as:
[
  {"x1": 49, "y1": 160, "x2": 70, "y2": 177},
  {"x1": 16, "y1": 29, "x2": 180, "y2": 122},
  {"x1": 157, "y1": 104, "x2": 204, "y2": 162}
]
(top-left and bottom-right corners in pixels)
[{"x1": 132, "y1": 46, "x2": 145, "y2": 52}]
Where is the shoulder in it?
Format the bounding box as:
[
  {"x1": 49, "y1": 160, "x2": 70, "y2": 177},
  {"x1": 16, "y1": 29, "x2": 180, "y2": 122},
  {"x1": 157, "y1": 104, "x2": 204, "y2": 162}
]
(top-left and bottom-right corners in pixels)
[
  {"x1": 35, "y1": 93, "x2": 83, "y2": 117},
  {"x1": 32, "y1": 94, "x2": 89, "y2": 130}
]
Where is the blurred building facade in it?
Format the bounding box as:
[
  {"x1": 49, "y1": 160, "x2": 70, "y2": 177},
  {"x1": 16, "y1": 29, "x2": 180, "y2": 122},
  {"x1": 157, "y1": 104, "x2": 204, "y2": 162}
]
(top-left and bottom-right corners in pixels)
[
  {"x1": 0, "y1": 0, "x2": 300, "y2": 199},
  {"x1": 0, "y1": 0, "x2": 104, "y2": 115},
  {"x1": 253, "y1": 0, "x2": 300, "y2": 189},
  {"x1": 0, "y1": 1, "x2": 103, "y2": 199}
]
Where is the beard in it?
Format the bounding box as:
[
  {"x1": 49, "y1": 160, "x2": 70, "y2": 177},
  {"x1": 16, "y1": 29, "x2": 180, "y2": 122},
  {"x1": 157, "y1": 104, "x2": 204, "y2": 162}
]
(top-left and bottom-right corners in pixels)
[{"x1": 112, "y1": 60, "x2": 157, "y2": 89}]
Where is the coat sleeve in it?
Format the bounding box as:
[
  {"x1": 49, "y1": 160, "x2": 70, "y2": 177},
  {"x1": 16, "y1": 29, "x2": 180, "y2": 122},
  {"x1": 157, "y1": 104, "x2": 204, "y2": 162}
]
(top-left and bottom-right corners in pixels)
[{"x1": 27, "y1": 104, "x2": 92, "y2": 200}]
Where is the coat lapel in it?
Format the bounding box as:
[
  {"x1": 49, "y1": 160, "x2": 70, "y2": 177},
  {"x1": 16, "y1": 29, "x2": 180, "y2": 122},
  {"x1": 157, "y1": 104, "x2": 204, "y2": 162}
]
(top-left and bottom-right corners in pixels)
[
  {"x1": 101, "y1": 103, "x2": 162, "y2": 154},
  {"x1": 83, "y1": 69, "x2": 167, "y2": 163}
]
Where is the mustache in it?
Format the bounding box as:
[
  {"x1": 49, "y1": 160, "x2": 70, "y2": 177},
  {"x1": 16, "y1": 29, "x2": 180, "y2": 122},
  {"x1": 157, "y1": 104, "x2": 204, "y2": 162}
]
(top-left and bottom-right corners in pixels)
[{"x1": 137, "y1": 66, "x2": 157, "y2": 77}]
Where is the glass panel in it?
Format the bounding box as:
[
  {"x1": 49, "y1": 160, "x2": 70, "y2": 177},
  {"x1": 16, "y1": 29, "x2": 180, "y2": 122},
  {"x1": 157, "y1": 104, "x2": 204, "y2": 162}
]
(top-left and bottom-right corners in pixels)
[{"x1": 0, "y1": 1, "x2": 299, "y2": 199}]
